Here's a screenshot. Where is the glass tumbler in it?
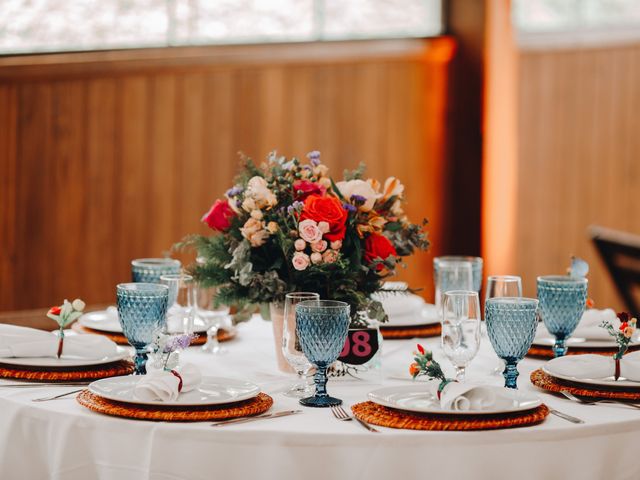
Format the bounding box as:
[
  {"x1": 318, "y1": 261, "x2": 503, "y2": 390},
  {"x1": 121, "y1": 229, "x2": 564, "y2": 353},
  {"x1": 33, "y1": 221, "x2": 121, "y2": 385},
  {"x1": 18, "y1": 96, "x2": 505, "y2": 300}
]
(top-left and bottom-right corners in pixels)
[
  {"x1": 131, "y1": 258, "x2": 181, "y2": 283},
  {"x1": 537, "y1": 275, "x2": 588, "y2": 357},
  {"x1": 435, "y1": 256, "x2": 483, "y2": 298},
  {"x1": 441, "y1": 291, "x2": 481, "y2": 382},
  {"x1": 485, "y1": 297, "x2": 539, "y2": 389},
  {"x1": 434, "y1": 259, "x2": 474, "y2": 311},
  {"x1": 116, "y1": 283, "x2": 169, "y2": 374},
  {"x1": 282, "y1": 292, "x2": 320, "y2": 397},
  {"x1": 160, "y1": 274, "x2": 196, "y2": 335},
  {"x1": 295, "y1": 300, "x2": 350, "y2": 408}
]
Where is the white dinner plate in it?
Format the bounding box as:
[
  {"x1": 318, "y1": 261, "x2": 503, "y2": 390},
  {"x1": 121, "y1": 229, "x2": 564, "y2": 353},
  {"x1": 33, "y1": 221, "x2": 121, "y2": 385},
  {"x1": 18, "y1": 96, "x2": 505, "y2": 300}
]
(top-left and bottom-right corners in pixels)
[
  {"x1": 79, "y1": 309, "x2": 210, "y2": 334},
  {"x1": 382, "y1": 304, "x2": 440, "y2": 328},
  {"x1": 531, "y1": 324, "x2": 640, "y2": 349},
  {"x1": 0, "y1": 345, "x2": 130, "y2": 368},
  {"x1": 542, "y1": 364, "x2": 640, "y2": 389},
  {"x1": 368, "y1": 385, "x2": 542, "y2": 415},
  {"x1": 89, "y1": 375, "x2": 261, "y2": 406}
]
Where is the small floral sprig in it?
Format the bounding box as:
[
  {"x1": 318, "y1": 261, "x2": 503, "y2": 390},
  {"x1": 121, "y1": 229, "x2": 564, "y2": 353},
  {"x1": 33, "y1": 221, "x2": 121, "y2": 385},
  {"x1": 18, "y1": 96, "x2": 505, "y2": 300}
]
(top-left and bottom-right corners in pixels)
[
  {"x1": 150, "y1": 332, "x2": 198, "y2": 371},
  {"x1": 409, "y1": 344, "x2": 455, "y2": 399},
  {"x1": 600, "y1": 312, "x2": 637, "y2": 361},
  {"x1": 46, "y1": 299, "x2": 86, "y2": 358}
]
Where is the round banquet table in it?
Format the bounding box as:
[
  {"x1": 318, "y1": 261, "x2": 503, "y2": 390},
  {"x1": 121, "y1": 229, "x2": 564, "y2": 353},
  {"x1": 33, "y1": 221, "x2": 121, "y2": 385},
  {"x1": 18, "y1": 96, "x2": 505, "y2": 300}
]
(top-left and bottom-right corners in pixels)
[{"x1": 1, "y1": 317, "x2": 640, "y2": 480}]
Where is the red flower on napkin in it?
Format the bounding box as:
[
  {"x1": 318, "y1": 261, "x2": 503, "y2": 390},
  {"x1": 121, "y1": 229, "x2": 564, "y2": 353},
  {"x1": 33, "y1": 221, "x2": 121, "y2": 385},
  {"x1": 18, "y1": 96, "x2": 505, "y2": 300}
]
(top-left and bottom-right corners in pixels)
[{"x1": 48, "y1": 306, "x2": 61, "y2": 316}]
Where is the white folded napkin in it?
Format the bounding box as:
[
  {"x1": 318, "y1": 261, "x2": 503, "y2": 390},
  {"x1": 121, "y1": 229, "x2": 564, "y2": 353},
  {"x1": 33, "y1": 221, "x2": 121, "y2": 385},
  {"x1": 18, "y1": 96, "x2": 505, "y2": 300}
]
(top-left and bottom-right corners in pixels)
[
  {"x1": 0, "y1": 324, "x2": 118, "y2": 359},
  {"x1": 374, "y1": 293, "x2": 425, "y2": 322},
  {"x1": 134, "y1": 364, "x2": 202, "y2": 402},
  {"x1": 546, "y1": 351, "x2": 640, "y2": 382},
  {"x1": 572, "y1": 308, "x2": 619, "y2": 340},
  {"x1": 426, "y1": 380, "x2": 509, "y2": 411}
]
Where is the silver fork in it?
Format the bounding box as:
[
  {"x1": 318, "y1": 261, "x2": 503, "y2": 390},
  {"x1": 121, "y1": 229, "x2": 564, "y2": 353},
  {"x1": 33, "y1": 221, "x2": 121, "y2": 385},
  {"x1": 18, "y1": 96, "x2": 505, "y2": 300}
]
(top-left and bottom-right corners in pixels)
[
  {"x1": 560, "y1": 390, "x2": 640, "y2": 410},
  {"x1": 330, "y1": 405, "x2": 379, "y2": 432},
  {"x1": 32, "y1": 389, "x2": 85, "y2": 402}
]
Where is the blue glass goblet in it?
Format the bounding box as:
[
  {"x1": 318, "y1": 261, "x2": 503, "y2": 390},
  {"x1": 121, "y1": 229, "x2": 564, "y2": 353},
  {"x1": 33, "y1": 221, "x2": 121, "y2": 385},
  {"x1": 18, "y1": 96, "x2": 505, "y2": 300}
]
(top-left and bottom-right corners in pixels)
[
  {"x1": 116, "y1": 283, "x2": 169, "y2": 374},
  {"x1": 131, "y1": 258, "x2": 181, "y2": 283},
  {"x1": 537, "y1": 275, "x2": 588, "y2": 357},
  {"x1": 295, "y1": 300, "x2": 350, "y2": 408},
  {"x1": 485, "y1": 297, "x2": 539, "y2": 389}
]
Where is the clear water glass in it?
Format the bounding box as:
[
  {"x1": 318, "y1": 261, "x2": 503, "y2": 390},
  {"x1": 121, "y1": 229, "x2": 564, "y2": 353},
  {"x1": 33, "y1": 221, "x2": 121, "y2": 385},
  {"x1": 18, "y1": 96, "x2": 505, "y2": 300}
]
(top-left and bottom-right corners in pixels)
[
  {"x1": 195, "y1": 284, "x2": 230, "y2": 354},
  {"x1": 282, "y1": 292, "x2": 320, "y2": 398},
  {"x1": 485, "y1": 275, "x2": 522, "y2": 301},
  {"x1": 295, "y1": 300, "x2": 350, "y2": 408},
  {"x1": 441, "y1": 291, "x2": 481, "y2": 382},
  {"x1": 116, "y1": 283, "x2": 169, "y2": 374},
  {"x1": 435, "y1": 256, "x2": 483, "y2": 298},
  {"x1": 434, "y1": 259, "x2": 474, "y2": 310},
  {"x1": 160, "y1": 274, "x2": 196, "y2": 335},
  {"x1": 537, "y1": 275, "x2": 588, "y2": 357},
  {"x1": 131, "y1": 258, "x2": 181, "y2": 283},
  {"x1": 485, "y1": 297, "x2": 539, "y2": 389}
]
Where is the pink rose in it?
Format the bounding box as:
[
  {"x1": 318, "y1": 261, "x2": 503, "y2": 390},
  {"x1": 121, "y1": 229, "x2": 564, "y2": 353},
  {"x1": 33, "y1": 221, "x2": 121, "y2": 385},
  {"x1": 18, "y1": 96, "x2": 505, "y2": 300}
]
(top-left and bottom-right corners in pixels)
[
  {"x1": 294, "y1": 239, "x2": 306, "y2": 251},
  {"x1": 322, "y1": 249, "x2": 338, "y2": 263},
  {"x1": 292, "y1": 252, "x2": 311, "y2": 271},
  {"x1": 201, "y1": 199, "x2": 236, "y2": 231},
  {"x1": 318, "y1": 221, "x2": 330, "y2": 234},
  {"x1": 330, "y1": 240, "x2": 342, "y2": 250},
  {"x1": 310, "y1": 252, "x2": 322, "y2": 264},
  {"x1": 311, "y1": 240, "x2": 328, "y2": 253},
  {"x1": 298, "y1": 219, "x2": 322, "y2": 243}
]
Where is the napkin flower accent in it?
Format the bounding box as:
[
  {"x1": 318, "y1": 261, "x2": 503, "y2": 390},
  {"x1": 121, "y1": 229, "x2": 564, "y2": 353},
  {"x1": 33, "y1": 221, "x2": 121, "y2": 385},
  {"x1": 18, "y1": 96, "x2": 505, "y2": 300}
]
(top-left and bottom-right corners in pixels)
[
  {"x1": 150, "y1": 332, "x2": 198, "y2": 371},
  {"x1": 46, "y1": 299, "x2": 86, "y2": 358},
  {"x1": 409, "y1": 344, "x2": 454, "y2": 399},
  {"x1": 601, "y1": 311, "x2": 637, "y2": 379}
]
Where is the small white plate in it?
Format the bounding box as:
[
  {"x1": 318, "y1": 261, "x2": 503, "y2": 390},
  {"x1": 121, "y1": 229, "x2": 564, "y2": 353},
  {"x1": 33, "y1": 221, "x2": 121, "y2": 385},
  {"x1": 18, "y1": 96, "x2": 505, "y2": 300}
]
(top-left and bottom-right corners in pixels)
[
  {"x1": 89, "y1": 376, "x2": 260, "y2": 406},
  {"x1": 79, "y1": 309, "x2": 210, "y2": 334},
  {"x1": 542, "y1": 364, "x2": 640, "y2": 389},
  {"x1": 0, "y1": 346, "x2": 130, "y2": 368},
  {"x1": 383, "y1": 304, "x2": 440, "y2": 328},
  {"x1": 368, "y1": 385, "x2": 541, "y2": 415},
  {"x1": 532, "y1": 324, "x2": 640, "y2": 349}
]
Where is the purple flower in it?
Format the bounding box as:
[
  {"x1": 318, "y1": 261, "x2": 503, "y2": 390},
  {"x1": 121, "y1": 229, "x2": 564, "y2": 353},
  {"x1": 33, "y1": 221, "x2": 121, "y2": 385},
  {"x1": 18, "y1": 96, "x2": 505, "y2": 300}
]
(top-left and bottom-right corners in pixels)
[
  {"x1": 306, "y1": 150, "x2": 321, "y2": 167},
  {"x1": 163, "y1": 334, "x2": 196, "y2": 353},
  {"x1": 350, "y1": 194, "x2": 366, "y2": 204},
  {"x1": 343, "y1": 203, "x2": 357, "y2": 213},
  {"x1": 225, "y1": 185, "x2": 243, "y2": 197},
  {"x1": 287, "y1": 201, "x2": 304, "y2": 215}
]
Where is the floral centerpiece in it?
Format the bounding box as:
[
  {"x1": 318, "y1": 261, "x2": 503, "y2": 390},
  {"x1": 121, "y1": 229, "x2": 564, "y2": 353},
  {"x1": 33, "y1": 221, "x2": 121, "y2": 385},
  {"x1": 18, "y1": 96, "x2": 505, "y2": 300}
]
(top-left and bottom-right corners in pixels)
[{"x1": 180, "y1": 151, "x2": 428, "y2": 325}]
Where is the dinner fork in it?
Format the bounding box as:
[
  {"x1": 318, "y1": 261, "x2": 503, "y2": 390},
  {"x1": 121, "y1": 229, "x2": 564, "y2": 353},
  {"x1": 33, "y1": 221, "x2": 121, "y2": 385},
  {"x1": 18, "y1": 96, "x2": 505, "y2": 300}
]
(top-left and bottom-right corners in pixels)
[
  {"x1": 330, "y1": 405, "x2": 379, "y2": 432},
  {"x1": 31, "y1": 389, "x2": 85, "y2": 402},
  {"x1": 560, "y1": 390, "x2": 640, "y2": 410}
]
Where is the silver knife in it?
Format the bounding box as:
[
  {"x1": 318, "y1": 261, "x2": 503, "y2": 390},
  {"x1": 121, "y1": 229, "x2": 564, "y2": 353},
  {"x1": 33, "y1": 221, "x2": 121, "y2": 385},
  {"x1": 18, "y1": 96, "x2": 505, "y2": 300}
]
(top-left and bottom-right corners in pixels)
[
  {"x1": 211, "y1": 410, "x2": 302, "y2": 427},
  {"x1": 0, "y1": 383, "x2": 92, "y2": 388},
  {"x1": 549, "y1": 408, "x2": 584, "y2": 424}
]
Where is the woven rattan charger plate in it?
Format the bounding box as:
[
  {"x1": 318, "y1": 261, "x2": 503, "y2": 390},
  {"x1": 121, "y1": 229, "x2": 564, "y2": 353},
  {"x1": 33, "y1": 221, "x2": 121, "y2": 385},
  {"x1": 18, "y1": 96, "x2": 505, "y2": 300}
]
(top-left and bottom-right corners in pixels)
[
  {"x1": 77, "y1": 390, "x2": 273, "y2": 422},
  {"x1": 380, "y1": 324, "x2": 441, "y2": 340},
  {"x1": 351, "y1": 401, "x2": 549, "y2": 431},
  {"x1": 71, "y1": 323, "x2": 236, "y2": 346},
  {"x1": 527, "y1": 344, "x2": 640, "y2": 359},
  {"x1": 531, "y1": 368, "x2": 640, "y2": 400},
  {"x1": 0, "y1": 360, "x2": 134, "y2": 382}
]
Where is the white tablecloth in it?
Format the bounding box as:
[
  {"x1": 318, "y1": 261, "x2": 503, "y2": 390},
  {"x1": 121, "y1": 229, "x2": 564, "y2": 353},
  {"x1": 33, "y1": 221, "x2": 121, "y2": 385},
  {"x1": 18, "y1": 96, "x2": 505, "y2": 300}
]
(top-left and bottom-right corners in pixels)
[{"x1": 1, "y1": 317, "x2": 640, "y2": 480}]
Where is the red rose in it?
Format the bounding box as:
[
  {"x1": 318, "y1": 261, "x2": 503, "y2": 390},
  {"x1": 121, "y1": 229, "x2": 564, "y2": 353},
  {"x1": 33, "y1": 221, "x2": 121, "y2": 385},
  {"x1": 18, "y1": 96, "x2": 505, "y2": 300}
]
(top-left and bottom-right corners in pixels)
[
  {"x1": 299, "y1": 195, "x2": 348, "y2": 241},
  {"x1": 201, "y1": 199, "x2": 236, "y2": 232},
  {"x1": 364, "y1": 233, "x2": 397, "y2": 270},
  {"x1": 293, "y1": 180, "x2": 326, "y2": 200},
  {"x1": 48, "y1": 306, "x2": 61, "y2": 316}
]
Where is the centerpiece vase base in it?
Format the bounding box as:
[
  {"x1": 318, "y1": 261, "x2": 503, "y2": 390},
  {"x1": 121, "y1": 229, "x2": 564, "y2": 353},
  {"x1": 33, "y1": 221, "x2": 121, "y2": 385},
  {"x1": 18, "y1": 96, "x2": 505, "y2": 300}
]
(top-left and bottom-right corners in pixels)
[{"x1": 299, "y1": 395, "x2": 342, "y2": 408}]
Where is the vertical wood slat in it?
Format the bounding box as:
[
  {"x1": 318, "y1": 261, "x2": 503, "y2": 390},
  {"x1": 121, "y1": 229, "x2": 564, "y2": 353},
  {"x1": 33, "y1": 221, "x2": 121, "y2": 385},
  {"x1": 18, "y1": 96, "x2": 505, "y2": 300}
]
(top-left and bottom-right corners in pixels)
[{"x1": 0, "y1": 42, "x2": 452, "y2": 310}]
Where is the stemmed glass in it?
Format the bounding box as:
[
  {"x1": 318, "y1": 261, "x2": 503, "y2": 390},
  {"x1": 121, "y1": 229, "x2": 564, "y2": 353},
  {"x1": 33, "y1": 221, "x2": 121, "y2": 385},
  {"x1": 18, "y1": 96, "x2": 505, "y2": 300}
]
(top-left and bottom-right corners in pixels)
[
  {"x1": 195, "y1": 284, "x2": 231, "y2": 354},
  {"x1": 485, "y1": 297, "x2": 539, "y2": 389},
  {"x1": 131, "y1": 258, "x2": 181, "y2": 283},
  {"x1": 441, "y1": 291, "x2": 481, "y2": 381},
  {"x1": 484, "y1": 275, "x2": 522, "y2": 374},
  {"x1": 295, "y1": 300, "x2": 350, "y2": 407},
  {"x1": 537, "y1": 275, "x2": 588, "y2": 357},
  {"x1": 116, "y1": 283, "x2": 169, "y2": 374},
  {"x1": 434, "y1": 260, "x2": 473, "y2": 311},
  {"x1": 282, "y1": 292, "x2": 320, "y2": 397},
  {"x1": 160, "y1": 274, "x2": 196, "y2": 335}
]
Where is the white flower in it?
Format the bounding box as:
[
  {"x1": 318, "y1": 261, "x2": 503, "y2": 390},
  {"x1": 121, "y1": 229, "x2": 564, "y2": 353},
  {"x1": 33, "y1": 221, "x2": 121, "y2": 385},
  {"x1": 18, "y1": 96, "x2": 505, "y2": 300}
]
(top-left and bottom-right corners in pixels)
[
  {"x1": 240, "y1": 218, "x2": 269, "y2": 247},
  {"x1": 298, "y1": 219, "x2": 323, "y2": 243},
  {"x1": 318, "y1": 221, "x2": 330, "y2": 234},
  {"x1": 266, "y1": 221, "x2": 278, "y2": 233},
  {"x1": 335, "y1": 179, "x2": 381, "y2": 212},
  {"x1": 245, "y1": 176, "x2": 277, "y2": 210},
  {"x1": 330, "y1": 240, "x2": 342, "y2": 250},
  {"x1": 382, "y1": 177, "x2": 404, "y2": 200},
  {"x1": 292, "y1": 252, "x2": 311, "y2": 271},
  {"x1": 310, "y1": 252, "x2": 323, "y2": 264},
  {"x1": 294, "y1": 239, "x2": 307, "y2": 251},
  {"x1": 250, "y1": 209, "x2": 263, "y2": 220},
  {"x1": 71, "y1": 299, "x2": 86, "y2": 312}
]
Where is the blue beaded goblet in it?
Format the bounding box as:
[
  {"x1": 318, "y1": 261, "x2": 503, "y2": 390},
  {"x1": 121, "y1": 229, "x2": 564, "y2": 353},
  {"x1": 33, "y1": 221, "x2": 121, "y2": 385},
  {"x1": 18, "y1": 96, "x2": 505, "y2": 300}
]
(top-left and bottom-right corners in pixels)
[
  {"x1": 116, "y1": 283, "x2": 169, "y2": 374},
  {"x1": 537, "y1": 275, "x2": 588, "y2": 357},
  {"x1": 485, "y1": 297, "x2": 539, "y2": 389},
  {"x1": 295, "y1": 300, "x2": 350, "y2": 408},
  {"x1": 131, "y1": 258, "x2": 181, "y2": 283}
]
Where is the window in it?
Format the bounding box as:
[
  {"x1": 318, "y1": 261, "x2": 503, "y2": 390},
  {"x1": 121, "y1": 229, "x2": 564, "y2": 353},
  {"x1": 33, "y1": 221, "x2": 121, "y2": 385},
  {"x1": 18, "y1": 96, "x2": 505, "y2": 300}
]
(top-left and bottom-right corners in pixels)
[{"x1": 0, "y1": 0, "x2": 443, "y2": 55}]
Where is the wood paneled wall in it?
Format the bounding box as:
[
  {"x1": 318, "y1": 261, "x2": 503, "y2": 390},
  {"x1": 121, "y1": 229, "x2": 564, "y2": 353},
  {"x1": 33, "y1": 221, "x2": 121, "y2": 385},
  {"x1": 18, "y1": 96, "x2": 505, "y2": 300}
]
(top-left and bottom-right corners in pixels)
[
  {"x1": 515, "y1": 42, "x2": 640, "y2": 308},
  {"x1": 0, "y1": 39, "x2": 455, "y2": 311}
]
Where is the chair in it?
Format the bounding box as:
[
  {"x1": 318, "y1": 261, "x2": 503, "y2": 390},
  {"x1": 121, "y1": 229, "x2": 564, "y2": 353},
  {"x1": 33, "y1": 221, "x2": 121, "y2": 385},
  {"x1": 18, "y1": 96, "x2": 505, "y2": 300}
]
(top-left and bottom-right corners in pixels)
[{"x1": 590, "y1": 225, "x2": 640, "y2": 318}]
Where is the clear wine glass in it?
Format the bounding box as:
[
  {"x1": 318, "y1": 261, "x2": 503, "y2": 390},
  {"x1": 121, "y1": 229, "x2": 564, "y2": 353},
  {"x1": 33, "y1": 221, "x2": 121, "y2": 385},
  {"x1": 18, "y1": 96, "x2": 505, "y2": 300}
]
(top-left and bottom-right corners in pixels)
[
  {"x1": 282, "y1": 292, "x2": 320, "y2": 397},
  {"x1": 195, "y1": 284, "x2": 231, "y2": 355},
  {"x1": 441, "y1": 290, "x2": 481, "y2": 382}
]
